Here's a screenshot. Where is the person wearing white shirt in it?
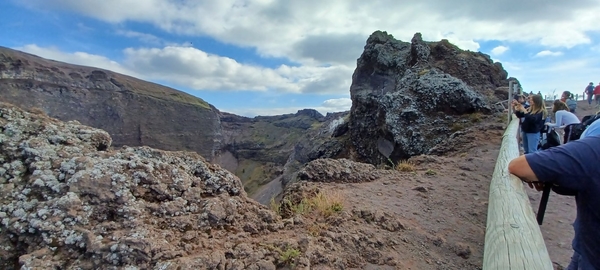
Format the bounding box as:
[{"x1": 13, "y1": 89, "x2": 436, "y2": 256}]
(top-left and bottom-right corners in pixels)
[{"x1": 545, "y1": 100, "x2": 581, "y2": 143}]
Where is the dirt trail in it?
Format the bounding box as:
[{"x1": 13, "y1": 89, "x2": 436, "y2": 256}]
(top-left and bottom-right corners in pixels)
[
  {"x1": 256, "y1": 105, "x2": 592, "y2": 269},
  {"x1": 306, "y1": 108, "x2": 584, "y2": 269}
]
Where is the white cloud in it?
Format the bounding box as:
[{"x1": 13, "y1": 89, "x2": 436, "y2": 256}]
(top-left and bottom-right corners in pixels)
[
  {"x1": 491, "y1": 45, "x2": 509, "y2": 56},
  {"x1": 321, "y1": 98, "x2": 352, "y2": 112},
  {"x1": 14, "y1": 44, "x2": 137, "y2": 77},
  {"x1": 12, "y1": 0, "x2": 600, "y2": 116},
  {"x1": 224, "y1": 97, "x2": 352, "y2": 117},
  {"x1": 18, "y1": 0, "x2": 600, "y2": 65},
  {"x1": 535, "y1": 50, "x2": 564, "y2": 57},
  {"x1": 122, "y1": 46, "x2": 294, "y2": 92},
  {"x1": 122, "y1": 46, "x2": 353, "y2": 94},
  {"x1": 505, "y1": 58, "x2": 600, "y2": 99},
  {"x1": 14, "y1": 44, "x2": 353, "y2": 95}
]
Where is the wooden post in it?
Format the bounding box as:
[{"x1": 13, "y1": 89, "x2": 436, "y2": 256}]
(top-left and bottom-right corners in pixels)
[
  {"x1": 507, "y1": 81, "x2": 513, "y2": 126},
  {"x1": 482, "y1": 116, "x2": 552, "y2": 270}
]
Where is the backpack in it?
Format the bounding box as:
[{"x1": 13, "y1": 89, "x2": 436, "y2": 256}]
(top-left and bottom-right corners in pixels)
[
  {"x1": 582, "y1": 113, "x2": 600, "y2": 126},
  {"x1": 538, "y1": 125, "x2": 561, "y2": 150},
  {"x1": 566, "y1": 113, "x2": 600, "y2": 141}
]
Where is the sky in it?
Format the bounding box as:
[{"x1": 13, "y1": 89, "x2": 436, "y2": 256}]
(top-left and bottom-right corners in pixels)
[{"x1": 1, "y1": 0, "x2": 600, "y2": 117}]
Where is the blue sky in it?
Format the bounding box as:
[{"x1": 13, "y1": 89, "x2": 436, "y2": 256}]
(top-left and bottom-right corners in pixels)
[{"x1": 2, "y1": 0, "x2": 600, "y2": 116}]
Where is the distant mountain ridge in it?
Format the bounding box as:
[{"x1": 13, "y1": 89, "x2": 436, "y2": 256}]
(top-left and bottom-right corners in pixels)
[{"x1": 0, "y1": 46, "x2": 333, "y2": 194}]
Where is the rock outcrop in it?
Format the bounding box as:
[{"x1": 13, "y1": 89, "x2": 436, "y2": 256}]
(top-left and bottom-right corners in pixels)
[
  {"x1": 297, "y1": 158, "x2": 379, "y2": 183},
  {"x1": 348, "y1": 31, "x2": 510, "y2": 164},
  {"x1": 0, "y1": 102, "x2": 281, "y2": 269},
  {"x1": 0, "y1": 47, "x2": 222, "y2": 161}
]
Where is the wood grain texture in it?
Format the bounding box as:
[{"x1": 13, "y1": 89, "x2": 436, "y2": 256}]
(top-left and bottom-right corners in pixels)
[{"x1": 483, "y1": 116, "x2": 553, "y2": 270}]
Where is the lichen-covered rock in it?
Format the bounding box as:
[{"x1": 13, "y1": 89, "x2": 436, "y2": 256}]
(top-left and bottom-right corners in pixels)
[
  {"x1": 0, "y1": 102, "x2": 281, "y2": 269},
  {"x1": 349, "y1": 31, "x2": 509, "y2": 164},
  {"x1": 297, "y1": 158, "x2": 378, "y2": 183}
]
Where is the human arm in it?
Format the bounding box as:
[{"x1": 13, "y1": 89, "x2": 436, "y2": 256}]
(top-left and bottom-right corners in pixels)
[
  {"x1": 520, "y1": 111, "x2": 542, "y2": 126},
  {"x1": 508, "y1": 137, "x2": 599, "y2": 191},
  {"x1": 548, "y1": 111, "x2": 565, "y2": 128},
  {"x1": 507, "y1": 156, "x2": 544, "y2": 190}
]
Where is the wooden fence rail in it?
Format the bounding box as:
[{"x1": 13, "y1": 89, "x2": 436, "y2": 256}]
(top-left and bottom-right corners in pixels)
[{"x1": 482, "y1": 115, "x2": 553, "y2": 270}]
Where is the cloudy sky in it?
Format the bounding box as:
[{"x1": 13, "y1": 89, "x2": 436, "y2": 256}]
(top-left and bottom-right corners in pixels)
[{"x1": 2, "y1": 0, "x2": 600, "y2": 116}]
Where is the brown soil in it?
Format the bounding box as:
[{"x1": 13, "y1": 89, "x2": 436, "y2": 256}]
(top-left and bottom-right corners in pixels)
[
  {"x1": 266, "y1": 114, "x2": 509, "y2": 269},
  {"x1": 282, "y1": 104, "x2": 592, "y2": 269}
]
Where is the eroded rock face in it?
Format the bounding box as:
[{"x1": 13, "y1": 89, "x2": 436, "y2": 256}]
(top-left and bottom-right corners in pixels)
[
  {"x1": 349, "y1": 31, "x2": 509, "y2": 164},
  {"x1": 0, "y1": 102, "x2": 281, "y2": 269},
  {"x1": 0, "y1": 47, "x2": 222, "y2": 160}
]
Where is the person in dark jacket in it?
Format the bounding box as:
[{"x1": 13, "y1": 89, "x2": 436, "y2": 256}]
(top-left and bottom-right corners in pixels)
[
  {"x1": 512, "y1": 94, "x2": 547, "y2": 154},
  {"x1": 585, "y1": 82, "x2": 594, "y2": 105}
]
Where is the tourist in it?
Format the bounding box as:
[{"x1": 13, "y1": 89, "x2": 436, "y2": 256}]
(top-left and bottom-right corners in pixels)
[
  {"x1": 560, "y1": 91, "x2": 577, "y2": 113},
  {"x1": 511, "y1": 95, "x2": 546, "y2": 154},
  {"x1": 508, "y1": 135, "x2": 600, "y2": 270},
  {"x1": 545, "y1": 100, "x2": 580, "y2": 143},
  {"x1": 585, "y1": 82, "x2": 594, "y2": 106},
  {"x1": 595, "y1": 83, "x2": 600, "y2": 106}
]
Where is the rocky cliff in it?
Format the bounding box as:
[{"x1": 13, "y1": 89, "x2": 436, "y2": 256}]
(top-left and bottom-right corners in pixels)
[
  {"x1": 0, "y1": 102, "x2": 494, "y2": 269},
  {"x1": 348, "y1": 31, "x2": 510, "y2": 164},
  {"x1": 0, "y1": 47, "x2": 329, "y2": 194},
  {"x1": 0, "y1": 46, "x2": 222, "y2": 161},
  {"x1": 215, "y1": 109, "x2": 330, "y2": 193}
]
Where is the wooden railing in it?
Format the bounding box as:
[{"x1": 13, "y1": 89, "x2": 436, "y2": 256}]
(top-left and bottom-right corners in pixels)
[{"x1": 482, "y1": 115, "x2": 553, "y2": 269}]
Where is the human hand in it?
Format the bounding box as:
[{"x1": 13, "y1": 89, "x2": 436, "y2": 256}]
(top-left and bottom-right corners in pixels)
[
  {"x1": 515, "y1": 105, "x2": 524, "y2": 112},
  {"x1": 526, "y1": 182, "x2": 545, "y2": 191}
]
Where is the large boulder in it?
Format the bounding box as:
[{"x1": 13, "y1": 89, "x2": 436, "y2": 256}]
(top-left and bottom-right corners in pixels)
[
  {"x1": 349, "y1": 31, "x2": 509, "y2": 164},
  {"x1": 0, "y1": 102, "x2": 281, "y2": 269}
]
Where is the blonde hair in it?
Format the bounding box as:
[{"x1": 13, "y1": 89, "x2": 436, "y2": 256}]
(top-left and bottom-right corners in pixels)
[
  {"x1": 529, "y1": 95, "x2": 547, "y2": 118},
  {"x1": 552, "y1": 100, "x2": 569, "y2": 113}
]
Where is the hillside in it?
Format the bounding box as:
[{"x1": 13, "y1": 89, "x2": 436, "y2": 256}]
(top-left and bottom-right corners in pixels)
[
  {"x1": 0, "y1": 47, "x2": 330, "y2": 195},
  {"x1": 0, "y1": 46, "x2": 220, "y2": 159}
]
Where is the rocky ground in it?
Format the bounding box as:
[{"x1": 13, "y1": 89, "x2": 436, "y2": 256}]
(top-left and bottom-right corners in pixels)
[{"x1": 0, "y1": 100, "x2": 587, "y2": 269}]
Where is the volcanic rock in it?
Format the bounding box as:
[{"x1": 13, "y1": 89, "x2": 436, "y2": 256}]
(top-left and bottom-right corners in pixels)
[
  {"x1": 348, "y1": 31, "x2": 510, "y2": 164},
  {"x1": 0, "y1": 102, "x2": 281, "y2": 269}
]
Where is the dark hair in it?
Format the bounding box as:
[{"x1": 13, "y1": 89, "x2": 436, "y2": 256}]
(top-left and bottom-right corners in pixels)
[
  {"x1": 562, "y1": 91, "x2": 573, "y2": 99},
  {"x1": 552, "y1": 100, "x2": 569, "y2": 113}
]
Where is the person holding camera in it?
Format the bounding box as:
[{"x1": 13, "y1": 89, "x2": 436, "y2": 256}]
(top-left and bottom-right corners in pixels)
[{"x1": 511, "y1": 95, "x2": 547, "y2": 154}]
